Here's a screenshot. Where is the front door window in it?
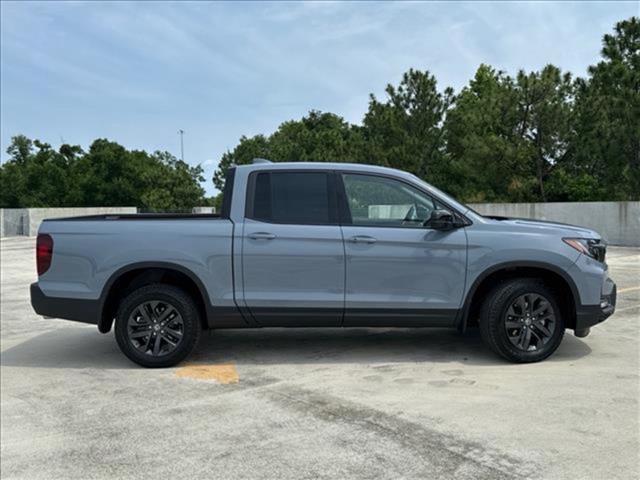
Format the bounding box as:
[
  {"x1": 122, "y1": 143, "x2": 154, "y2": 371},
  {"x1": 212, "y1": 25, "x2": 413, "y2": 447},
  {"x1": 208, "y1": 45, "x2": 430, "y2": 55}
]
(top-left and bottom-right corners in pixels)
[{"x1": 341, "y1": 173, "x2": 441, "y2": 228}]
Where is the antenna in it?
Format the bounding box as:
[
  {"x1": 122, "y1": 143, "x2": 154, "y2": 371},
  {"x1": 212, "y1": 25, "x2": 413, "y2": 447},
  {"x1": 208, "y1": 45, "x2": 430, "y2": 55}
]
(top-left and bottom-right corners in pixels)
[{"x1": 252, "y1": 158, "x2": 272, "y2": 164}]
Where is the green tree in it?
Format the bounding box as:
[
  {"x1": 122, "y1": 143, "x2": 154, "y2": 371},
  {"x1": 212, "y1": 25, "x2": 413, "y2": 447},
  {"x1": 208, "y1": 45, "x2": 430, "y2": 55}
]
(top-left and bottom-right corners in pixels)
[
  {"x1": 212, "y1": 111, "x2": 362, "y2": 191},
  {"x1": 570, "y1": 16, "x2": 640, "y2": 200},
  {"x1": 513, "y1": 65, "x2": 574, "y2": 202},
  {"x1": 1, "y1": 136, "x2": 207, "y2": 210},
  {"x1": 5, "y1": 134, "x2": 33, "y2": 164},
  {"x1": 71, "y1": 140, "x2": 206, "y2": 210},
  {"x1": 269, "y1": 111, "x2": 362, "y2": 164},
  {"x1": 362, "y1": 69, "x2": 455, "y2": 184},
  {"x1": 0, "y1": 136, "x2": 80, "y2": 207},
  {"x1": 445, "y1": 65, "x2": 532, "y2": 201},
  {"x1": 134, "y1": 151, "x2": 206, "y2": 211},
  {"x1": 213, "y1": 134, "x2": 270, "y2": 191}
]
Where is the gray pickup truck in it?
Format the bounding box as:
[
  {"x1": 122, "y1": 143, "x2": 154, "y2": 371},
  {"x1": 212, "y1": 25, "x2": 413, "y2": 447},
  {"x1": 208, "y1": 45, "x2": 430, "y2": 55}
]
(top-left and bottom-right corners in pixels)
[{"x1": 31, "y1": 160, "x2": 616, "y2": 367}]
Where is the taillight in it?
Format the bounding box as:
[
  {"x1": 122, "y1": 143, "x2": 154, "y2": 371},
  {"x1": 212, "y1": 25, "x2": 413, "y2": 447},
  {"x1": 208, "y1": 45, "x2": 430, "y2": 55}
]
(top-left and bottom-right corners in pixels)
[{"x1": 36, "y1": 234, "x2": 53, "y2": 276}]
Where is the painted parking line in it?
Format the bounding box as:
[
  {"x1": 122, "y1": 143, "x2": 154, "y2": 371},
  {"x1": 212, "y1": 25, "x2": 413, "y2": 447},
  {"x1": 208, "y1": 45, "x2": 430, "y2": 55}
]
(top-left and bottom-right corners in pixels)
[
  {"x1": 175, "y1": 363, "x2": 239, "y2": 384},
  {"x1": 617, "y1": 286, "x2": 640, "y2": 294}
]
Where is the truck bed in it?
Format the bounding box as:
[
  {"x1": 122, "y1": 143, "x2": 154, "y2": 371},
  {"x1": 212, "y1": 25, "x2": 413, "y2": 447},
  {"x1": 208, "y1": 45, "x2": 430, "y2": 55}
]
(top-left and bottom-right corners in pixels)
[
  {"x1": 35, "y1": 215, "x2": 236, "y2": 323},
  {"x1": 45, "y1": 213, "x2": 221, "y2": 221}
]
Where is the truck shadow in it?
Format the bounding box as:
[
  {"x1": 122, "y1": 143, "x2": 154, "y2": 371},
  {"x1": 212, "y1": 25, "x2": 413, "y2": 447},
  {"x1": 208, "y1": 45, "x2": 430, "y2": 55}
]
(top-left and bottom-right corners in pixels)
[{"x1": 0, "y1": 326, "x2": 592, "y2": 370}]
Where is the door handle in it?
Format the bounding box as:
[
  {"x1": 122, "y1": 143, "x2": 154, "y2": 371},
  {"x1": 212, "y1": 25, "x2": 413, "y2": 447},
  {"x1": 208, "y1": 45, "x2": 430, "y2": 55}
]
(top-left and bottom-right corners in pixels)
[
  {"x1": 249, "y1": 232, "x2": 276, "y2": 240},
  {"x1": 348, "y1": 235, "x2": 377, "y2": 244}
]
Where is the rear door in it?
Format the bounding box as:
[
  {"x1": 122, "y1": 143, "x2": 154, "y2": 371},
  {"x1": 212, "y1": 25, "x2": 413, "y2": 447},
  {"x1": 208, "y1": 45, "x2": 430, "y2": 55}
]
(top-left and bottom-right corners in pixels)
[
  {"x1": 338, "y1": 172, "x2": 468, "y2": 326},
  {"x1": 241, "y1": 170, "x2": 344, "y2": 326}
]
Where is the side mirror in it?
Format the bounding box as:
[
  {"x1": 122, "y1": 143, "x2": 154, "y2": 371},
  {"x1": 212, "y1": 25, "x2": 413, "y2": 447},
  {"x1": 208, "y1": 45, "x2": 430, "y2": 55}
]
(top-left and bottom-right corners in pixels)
[{"x1": 427, "y1": 209, "x2": 455, "y2": 230}]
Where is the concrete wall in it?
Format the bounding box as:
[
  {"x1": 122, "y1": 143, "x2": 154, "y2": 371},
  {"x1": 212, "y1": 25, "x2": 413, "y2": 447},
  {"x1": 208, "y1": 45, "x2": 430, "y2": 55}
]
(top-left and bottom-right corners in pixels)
[
  {"x1": 468, "y1": 201, "x2": 640, "y2": 246},
  {"x1": 1, "y1": 209, "x2": 29, "y2": 237},
  {"x1": 2, "y1": 202, "x2": 638, "y2": 246},
  {"x1": 1, "y1": 207, "x2": 137, "y2": 237}
]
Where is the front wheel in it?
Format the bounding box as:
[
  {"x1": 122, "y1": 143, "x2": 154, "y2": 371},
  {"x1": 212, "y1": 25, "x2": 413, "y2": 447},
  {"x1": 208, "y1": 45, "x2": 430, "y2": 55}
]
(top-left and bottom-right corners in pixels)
[
  {"x1": 115, "y1": 284, "x2": 201, "y2": 368},
  {"x1": 479, "y1": 279, "x2": 565, "y2": 363}
]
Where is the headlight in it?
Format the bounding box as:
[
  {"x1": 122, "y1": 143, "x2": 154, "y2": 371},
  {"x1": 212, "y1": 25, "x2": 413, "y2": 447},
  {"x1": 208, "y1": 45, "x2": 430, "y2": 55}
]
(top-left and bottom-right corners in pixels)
[{"x1": 563, "y1": 238, "x2": 606, "y2": 262}]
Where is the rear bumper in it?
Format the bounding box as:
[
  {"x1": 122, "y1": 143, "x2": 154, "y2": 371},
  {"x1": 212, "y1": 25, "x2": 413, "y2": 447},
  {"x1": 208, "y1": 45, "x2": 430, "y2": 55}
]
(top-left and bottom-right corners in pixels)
[
  {"x1": 575, "y1": 279, "x2": 616, "y2": 331},
  {"x1": 30, "y1": 283, "x2": 100, "y2": 325}
]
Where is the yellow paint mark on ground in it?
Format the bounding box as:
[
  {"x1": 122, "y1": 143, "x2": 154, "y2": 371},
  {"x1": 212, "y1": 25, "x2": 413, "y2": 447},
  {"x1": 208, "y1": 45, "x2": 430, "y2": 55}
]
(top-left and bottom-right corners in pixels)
[
  {"x1": 618, "y1": 286, "x2": 640, "y2": 294},
  {"x1": 175, "y1": 363, "x2": 239, "y2": 384}
]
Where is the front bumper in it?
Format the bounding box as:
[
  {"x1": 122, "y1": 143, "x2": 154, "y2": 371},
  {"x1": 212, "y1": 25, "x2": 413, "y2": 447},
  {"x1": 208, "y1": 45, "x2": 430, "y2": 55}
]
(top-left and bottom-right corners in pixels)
[
  {"x1": 575, "y1": 278, "x2": 616, "y2": 332},
  {"x1": 30, "y1": 283, "x2": 100, "y2": 325}
]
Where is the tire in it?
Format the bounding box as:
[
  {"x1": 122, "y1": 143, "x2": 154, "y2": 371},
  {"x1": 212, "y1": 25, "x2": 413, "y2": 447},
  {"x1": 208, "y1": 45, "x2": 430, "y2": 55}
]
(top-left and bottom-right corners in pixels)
[
  {"x1": 114, "y1": 284, "x2": 201, "y2": 368},
  {"x1": 479, "y1": 278, "x2": 565, "y2": 363}
]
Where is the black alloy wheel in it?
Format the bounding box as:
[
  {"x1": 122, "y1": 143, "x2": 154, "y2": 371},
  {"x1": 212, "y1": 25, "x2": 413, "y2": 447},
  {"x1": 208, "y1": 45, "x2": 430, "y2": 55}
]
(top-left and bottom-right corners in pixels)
[
  {"x1": 127, "y1": 300, "x2": 185, "y2": 357},
  {"x1": 479, "y1": 278, "x2": 565, "y2": 363},
  {"x1": 504, "y1": 293, "x2": 557, "y2": 352},
  {"x1": 115, "y1": 284, "x2": 201, "y2": 368}
]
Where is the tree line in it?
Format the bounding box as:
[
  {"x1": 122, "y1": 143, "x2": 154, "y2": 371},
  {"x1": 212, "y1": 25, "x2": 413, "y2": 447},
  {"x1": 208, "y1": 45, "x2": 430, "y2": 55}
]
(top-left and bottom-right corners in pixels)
[
  {"x1": 0, "y1": 137, "x2": 207, "y2": 210},
  {"x1": 215, "y1": 17, "x2": 639, "y2": 203},
  {"x1": 1, "y1": 17, "x2": 637, "y2": 210}
]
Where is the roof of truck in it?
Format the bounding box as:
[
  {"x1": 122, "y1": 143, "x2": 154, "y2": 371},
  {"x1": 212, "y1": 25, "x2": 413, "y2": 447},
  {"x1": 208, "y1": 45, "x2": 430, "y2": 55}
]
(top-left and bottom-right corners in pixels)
[{"x1": 235, "y1": 161, "x2": 411, "y2": 177}]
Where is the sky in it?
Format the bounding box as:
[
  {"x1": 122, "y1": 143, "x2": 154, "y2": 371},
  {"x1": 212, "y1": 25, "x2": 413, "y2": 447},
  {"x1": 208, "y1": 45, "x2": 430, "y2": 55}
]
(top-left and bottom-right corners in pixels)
[{"x1": 1, "y1": 1, "x2": 637, "y2": 195}]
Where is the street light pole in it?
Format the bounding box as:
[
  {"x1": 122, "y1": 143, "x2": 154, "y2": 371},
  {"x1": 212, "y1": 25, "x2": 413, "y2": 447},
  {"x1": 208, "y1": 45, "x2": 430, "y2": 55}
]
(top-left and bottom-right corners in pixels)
[{"x1": 178, "y1": 129, "x2": 185, "y2": 162}]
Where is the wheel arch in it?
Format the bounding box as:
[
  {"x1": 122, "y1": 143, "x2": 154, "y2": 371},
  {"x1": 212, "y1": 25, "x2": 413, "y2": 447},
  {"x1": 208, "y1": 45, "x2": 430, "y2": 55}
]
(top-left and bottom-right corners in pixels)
[
  {"x1": 98, "y1": 262, "x2": 210, "y2": 333},
  {"x1": 459, "y1": 261, "x2": 580, "y2": 333}
]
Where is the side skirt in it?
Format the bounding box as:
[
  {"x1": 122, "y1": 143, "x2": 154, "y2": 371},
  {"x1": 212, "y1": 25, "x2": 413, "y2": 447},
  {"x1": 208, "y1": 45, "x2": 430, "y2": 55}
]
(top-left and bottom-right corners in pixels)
[
  {"x1": 215, "y1": 306, "x2": 460, "y2": 328},
  {"x1": 343, "y1": 308, "x2": 458, "y2": 327}
]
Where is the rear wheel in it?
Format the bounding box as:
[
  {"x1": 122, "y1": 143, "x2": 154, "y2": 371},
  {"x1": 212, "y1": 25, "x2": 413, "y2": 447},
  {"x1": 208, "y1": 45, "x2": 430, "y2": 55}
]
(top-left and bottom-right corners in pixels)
[
  {"x1": 115, "y1": 284, "x2": 201, "y2": 368},
  {"x1": 479, "y1": 279, "x2": 565, "y2": 363}
]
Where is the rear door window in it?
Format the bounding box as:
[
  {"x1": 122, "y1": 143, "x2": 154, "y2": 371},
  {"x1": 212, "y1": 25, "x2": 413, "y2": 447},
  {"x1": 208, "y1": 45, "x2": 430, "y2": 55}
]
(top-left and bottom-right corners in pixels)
[{"x1": 249, "y1": 171, "x2": 336, "y2": 225}]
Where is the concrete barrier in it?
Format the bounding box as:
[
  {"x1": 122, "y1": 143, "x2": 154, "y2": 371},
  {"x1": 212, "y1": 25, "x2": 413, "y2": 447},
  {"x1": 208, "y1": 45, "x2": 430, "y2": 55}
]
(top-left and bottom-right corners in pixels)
[
  {"x1": 1, "y1": 207, "x2": 137, "y2": 237},
  {"x1": 1, "y1": 209, "x2": 29, "y2": 237},
  {"x1": 468, "y1": 201, "x2": 640, "y2": 246},
  {"x1": 2, "y1": 202, "x2": 638, "y2": 246}
]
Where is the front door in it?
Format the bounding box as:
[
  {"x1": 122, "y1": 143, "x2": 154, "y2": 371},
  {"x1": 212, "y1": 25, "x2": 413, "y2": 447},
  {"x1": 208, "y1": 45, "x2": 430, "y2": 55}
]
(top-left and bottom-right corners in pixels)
[
  {"x1": 242, "y1": 170, "x2": 344, "y2": 326},
  {"x1": 339, "y1": 172, "x2": 468, "y2": 327}
]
